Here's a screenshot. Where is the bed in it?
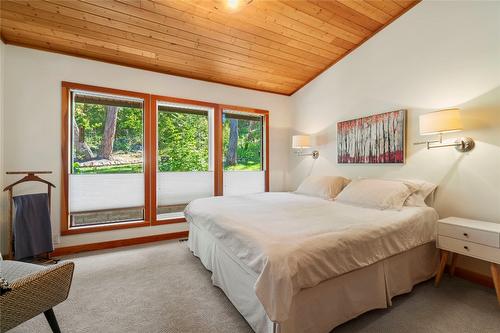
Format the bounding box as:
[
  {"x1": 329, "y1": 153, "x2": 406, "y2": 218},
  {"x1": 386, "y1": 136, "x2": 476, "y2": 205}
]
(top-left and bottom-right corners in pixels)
[{"x1": 186, "y1": 191, "x2": 439, "y2": 333}]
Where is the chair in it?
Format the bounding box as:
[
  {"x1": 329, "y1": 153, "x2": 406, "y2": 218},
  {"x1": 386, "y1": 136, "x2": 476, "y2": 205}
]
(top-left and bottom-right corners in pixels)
[{"x1": 0, "y1": 260, "x2": 74, "y2": 332}]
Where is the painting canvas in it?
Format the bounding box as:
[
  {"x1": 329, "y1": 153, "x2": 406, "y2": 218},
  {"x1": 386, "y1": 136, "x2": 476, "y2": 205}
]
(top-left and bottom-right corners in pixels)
[{"x1": 337, "y1": 110, "x2": 406, "y2": 164}]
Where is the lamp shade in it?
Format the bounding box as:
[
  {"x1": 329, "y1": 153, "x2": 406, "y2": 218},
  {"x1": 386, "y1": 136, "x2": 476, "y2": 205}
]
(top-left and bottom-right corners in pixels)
[
  {"x1": 292, "y1": 135, "x2": 311, "y2": 149},
  {"x1": 419, "y1": 108, "x2": 463, "y2": 136}
]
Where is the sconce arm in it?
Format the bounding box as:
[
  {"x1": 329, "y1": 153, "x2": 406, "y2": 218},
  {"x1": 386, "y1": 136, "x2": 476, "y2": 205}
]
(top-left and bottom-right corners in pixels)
[
  {"x1": 295, "y1": 150, "x2": 320, "y2": 159},
  {"x1": 413, "y1": 133, "x2": 443, "y2": 147},
  {"x1": 414, "y1": 136, "x2": 474, "y2": 152}
]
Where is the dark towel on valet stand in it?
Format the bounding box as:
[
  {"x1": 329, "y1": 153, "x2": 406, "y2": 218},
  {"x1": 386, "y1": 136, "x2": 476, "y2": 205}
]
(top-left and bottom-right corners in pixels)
[{"x1": 13, "y1": 193, "x2": 54, "y2": 260}]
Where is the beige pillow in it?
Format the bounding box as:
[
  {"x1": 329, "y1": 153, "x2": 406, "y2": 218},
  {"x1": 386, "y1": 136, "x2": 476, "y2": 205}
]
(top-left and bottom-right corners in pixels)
[
  {"x1": 336, "y1": 178, "x2": 418, "y2": 210},
  {"x1": 396, "y1": 179, "x2": 438, "y2": 207},
  {"x1": 295, "y1": 175, "x2": 351, "y2": 200}
]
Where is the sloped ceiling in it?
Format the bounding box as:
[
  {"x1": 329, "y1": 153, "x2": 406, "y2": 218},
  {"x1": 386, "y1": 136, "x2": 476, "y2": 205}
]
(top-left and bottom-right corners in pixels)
[{"x1": 0, "y1": 0, "x2": 419, "y2": 95}]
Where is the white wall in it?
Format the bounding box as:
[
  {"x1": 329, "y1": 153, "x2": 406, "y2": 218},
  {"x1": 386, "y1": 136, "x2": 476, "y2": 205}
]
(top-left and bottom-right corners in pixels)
[
  {"x1": 289, "y1": 1, "x2": 500, "y2": 275},
  {"x1": 0, "y1": 40, "x2": 6, "y2": 255},
  {"x1": 2, "y1": 46, "x2": 291, "y2": 250}
]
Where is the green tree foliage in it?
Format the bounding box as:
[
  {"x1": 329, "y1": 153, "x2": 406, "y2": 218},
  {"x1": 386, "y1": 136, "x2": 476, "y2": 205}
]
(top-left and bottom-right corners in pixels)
[
  {"x1": 73, "y1": 104, "x2": 263, "y2": 174},
  {"x1": 114, "y1": 107, "x2": 143, "y2": 153},
  {"x1": 223, "y1": 116, "x2": 262, "y2": 171},
  {"x1": 73, "y1": 103, "x2": 143, "y2": 174},
  {"x1": 74, "y1": 103, "x2": 106, "y2": 156},
  {"x1": 73, "y1": 103, "x2": 143, "y2": 158},
  {"x1": 157, "y1": 111, "x2": 209, "y2": 172}
]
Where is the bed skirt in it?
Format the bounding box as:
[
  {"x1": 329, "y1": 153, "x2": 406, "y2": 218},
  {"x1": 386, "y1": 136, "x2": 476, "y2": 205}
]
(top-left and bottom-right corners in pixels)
[{"x1": 188, "y1": 222, "x2": 439, "y2": 333}]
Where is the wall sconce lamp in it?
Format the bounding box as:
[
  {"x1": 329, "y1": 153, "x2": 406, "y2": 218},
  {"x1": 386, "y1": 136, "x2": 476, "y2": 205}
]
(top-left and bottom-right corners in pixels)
[
  {"x1": 414, "y1": 108, "x2": 474, "y2": 152},
  {"x1": 292, "y1": 135, "x2": 319, "y2": 159}
]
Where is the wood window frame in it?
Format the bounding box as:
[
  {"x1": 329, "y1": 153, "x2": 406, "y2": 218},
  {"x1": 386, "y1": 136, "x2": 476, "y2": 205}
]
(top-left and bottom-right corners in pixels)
[
  {"x1": 219, "y1": 104, "x2": 270, "y2": 192},
  {"x1": 150, "y1": 95, "x2": 221, "y2": 225},
  {"x1": 61, "y1": 83, "x2": 269, "y2": 234},
  {"x1": 60, "y1": 82, "x2": 152, "y2": 235}
]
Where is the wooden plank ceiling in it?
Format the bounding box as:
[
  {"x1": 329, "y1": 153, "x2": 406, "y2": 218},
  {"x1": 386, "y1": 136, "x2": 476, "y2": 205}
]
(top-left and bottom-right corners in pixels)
[{"x1": 0, "y1": 0, "x2": 419, "y2": 95}]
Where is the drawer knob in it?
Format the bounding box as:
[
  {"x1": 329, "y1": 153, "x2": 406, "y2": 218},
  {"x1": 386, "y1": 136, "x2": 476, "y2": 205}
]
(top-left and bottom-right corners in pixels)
[
  {"x1": 464, "y1": 246, "x2": 469, "y2": 250},
  {"x1": 463, "y1": 232, "x2": 469, "y2": 237}
]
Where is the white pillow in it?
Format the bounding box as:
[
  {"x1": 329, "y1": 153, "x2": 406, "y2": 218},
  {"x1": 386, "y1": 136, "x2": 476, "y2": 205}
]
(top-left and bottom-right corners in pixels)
[
  {"x1": 295, "y1": 175, "x2": 351, "y2": 200},
  {"x1": 398, "y1": 179, "x2": 437, "y2": 207},
  {"x1": 336, "y1": 179, "x2": 417, "y2": 210}
]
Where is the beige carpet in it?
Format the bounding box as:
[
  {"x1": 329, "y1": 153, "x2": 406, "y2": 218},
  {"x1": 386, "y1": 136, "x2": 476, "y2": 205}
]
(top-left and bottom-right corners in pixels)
[{"x1": 9, "y1": 240, "x2": 500, "y2": 333}]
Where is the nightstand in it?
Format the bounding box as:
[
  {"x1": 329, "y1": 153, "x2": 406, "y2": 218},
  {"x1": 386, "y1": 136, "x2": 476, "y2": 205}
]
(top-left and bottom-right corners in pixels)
[{"x1": 435, "y1": 217, "x2": 500, "y2": 304}]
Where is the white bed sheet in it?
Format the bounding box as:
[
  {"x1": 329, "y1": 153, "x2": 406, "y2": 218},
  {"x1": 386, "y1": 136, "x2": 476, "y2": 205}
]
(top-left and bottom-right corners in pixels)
[{"x1": 185, "y1": 192, "x2": 438, "y2": 322}]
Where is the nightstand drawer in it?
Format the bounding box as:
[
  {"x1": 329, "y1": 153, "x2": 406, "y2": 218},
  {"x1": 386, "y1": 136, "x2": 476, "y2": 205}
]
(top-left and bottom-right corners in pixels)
[
  {"x1": 438, "y1": 223, "x2": 500, "y2": 248},
  {"x1": 438, "y1": 236, "x2": 500, "y2": 264}
]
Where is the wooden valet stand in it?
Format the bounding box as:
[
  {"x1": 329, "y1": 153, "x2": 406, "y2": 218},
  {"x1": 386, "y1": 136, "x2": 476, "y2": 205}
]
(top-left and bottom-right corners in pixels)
[{"x1": 3, "y1": 171, "x2": 56, "y2": 261}]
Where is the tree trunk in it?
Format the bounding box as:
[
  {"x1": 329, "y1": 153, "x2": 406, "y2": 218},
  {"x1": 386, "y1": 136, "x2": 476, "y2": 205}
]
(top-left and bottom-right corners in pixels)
[
  {"x1": 100, "y1": 106, "x2": 119, "y2": 159},
  {"x1": 73, "y1": 120, "x2": 94, "y2": 160},
  {"x1": 226, "y1": 119, "x2": 238, "y2": 166}
]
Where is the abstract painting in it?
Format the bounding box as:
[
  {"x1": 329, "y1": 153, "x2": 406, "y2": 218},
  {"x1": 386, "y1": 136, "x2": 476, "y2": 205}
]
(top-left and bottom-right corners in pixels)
[{"x1": 337, "y1": 110, "x2": 406, "y2": 164}]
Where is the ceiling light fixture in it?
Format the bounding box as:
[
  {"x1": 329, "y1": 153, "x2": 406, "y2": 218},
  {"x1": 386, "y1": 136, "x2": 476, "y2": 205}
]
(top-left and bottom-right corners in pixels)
[
  {"x1": 223, "y1": 0, "x2": 253, "y2": 11},
  {"x1": 227, "y1": 0, "x2": 239, "y2": 10}
]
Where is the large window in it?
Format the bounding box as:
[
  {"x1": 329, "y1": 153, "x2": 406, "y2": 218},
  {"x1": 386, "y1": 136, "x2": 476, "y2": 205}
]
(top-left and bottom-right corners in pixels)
[
  {"x1": 222, "y1": 109, "x2": 267, "y2": 195},
  {"x1": 67, "y1": 88, "x2": 147, "y2": 230},
  {"x1": 72, "y1": 94, "x2": 144, "y2": 175},
  {"x1": 223, "y1": 111, "x2": 263, "y2": 171},
  {"x1": 155, "y1": 101, "x2": 214, "y2": 221},
  {"x1": 62, "y1": 83, "x2": 268, "y2": 234}
]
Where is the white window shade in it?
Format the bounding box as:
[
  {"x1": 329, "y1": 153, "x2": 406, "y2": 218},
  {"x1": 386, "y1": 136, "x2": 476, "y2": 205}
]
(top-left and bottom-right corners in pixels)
[
  {"x1": 73, "y1": 91, "x2": 143, "y2": 108},
  {"x1": 158, "y1": 101, "x2": 212, "y2": 113},
  {"x1": 157, "y1": 172, "x2": 213, "y2": 206},
  {"x1": 223, "y1": 171, "x2": 265, "y2": 196},
  {"x1": 70, "y1": 174, "x2": 144, "y2": 212}
]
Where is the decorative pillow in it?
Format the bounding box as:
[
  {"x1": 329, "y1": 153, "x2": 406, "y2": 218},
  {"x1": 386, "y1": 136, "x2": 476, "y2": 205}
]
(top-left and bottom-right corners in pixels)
[
  {"x1": 400, "y1": 179, "x2": 437, "y2": 207},
  {"x1": 295, "y1": 175, "x2": 351, "y2": 200},
  {"x1": 336, "y1": 178, "x2": 417, "y2": 210},
  {"x1": 0, "y1": 276, "x2": 11, "y2": 295}
]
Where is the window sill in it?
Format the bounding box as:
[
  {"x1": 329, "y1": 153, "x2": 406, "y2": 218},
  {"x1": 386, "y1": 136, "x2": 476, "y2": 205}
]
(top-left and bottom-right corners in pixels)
[
  {"x1": 61, "y1": 217, "x2": 187, "y2": 235},
  {"x1": 61, "y1": 220, "x2": 150, "y2": 235},
  {"x1": 153, "y1": 217, "x2": 187, "y2": 225}
]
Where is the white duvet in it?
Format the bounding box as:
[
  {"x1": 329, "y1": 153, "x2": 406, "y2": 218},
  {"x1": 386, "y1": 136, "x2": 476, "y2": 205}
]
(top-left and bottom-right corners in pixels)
[{"x1": 185, "y1": 192, "x2": 438, "y2": 323}]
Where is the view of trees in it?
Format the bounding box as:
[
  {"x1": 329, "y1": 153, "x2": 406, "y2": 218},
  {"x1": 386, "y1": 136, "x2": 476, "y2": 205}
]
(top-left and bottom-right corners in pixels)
[
  {"x1": 72, "y1": 103, "x2": 143, "y2": 174},
  {"x1": 72, "y1": 103, "x2": 263, "y2": 174},
  {"x1": 157, "y1": 110, "x2": 209, "y2": 172},
  {"x1": 223, "y1": 115, "x2": 262, "y2": 171}
]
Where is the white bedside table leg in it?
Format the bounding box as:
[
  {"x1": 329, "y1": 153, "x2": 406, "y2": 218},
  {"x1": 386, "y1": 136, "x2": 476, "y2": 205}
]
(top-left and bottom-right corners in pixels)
[
  {"x1": 490, "y1": 263, "x2": 500, "y2": 305},
  {"x1": 435, "y1": 250, "x2": 449, "y2": 287}
]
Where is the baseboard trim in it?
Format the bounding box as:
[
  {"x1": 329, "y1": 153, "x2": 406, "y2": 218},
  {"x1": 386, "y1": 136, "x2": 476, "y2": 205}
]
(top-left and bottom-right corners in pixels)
[
  {"x1": 446, "y1": 264, "x2": 494, "y2": 289},
  {"x1": 52, "y1": 231, "x2": 189, "y2": 257}
]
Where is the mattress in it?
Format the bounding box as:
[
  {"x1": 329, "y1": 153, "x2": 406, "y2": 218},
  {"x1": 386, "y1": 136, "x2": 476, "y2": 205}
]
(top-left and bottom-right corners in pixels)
[{"x1": 185, "y1": 192, "x2": 439, "y2": 322}]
